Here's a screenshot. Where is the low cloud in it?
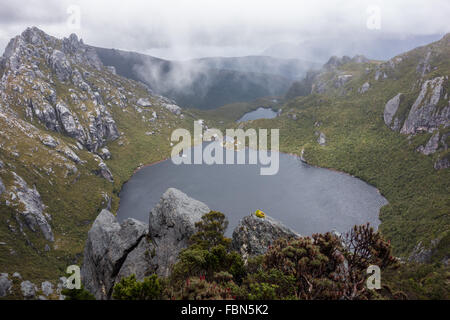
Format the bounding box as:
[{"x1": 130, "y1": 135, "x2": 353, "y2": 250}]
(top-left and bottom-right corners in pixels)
[{"x1": 0, "y1": 0, "x2": 449, "y2": 60}]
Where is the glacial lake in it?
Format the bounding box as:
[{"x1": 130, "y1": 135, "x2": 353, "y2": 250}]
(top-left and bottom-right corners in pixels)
[
  {"x1": 117, "y1": 144, "x2": 388, "y2": 236},
  {"x1": 237, "y1": 107, "x2": 278, "y2": 122}
]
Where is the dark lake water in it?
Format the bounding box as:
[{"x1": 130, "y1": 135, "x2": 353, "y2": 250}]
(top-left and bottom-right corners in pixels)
[
  {"x1": 237, "y1": 107, "x2": 278, "y2": 122},
  {"x1": 117, "y1": 144, "x2": 387, "y2": 236}
]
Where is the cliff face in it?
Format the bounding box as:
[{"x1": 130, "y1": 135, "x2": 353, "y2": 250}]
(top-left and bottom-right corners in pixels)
[{"x1": 381, "y1": 35, "x2": 450, "y2": 168}]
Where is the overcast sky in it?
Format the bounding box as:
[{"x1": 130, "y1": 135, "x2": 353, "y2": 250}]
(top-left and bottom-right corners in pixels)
[{"x1": 0, "y1": 0, "x2": 449, "y2": 61}]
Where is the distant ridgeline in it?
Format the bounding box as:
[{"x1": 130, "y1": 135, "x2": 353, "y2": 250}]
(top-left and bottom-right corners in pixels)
[{"x1": 93, "y1": 47, "x2": 317, "y2": 109}]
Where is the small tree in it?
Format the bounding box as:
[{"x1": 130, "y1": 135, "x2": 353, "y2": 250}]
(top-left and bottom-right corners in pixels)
[
  {"x1": 190, "y1": 211, "x2": 231, "y2": 249},
  {"x1": 171, "y1": 211, "x2": 245, "y2": 284}
]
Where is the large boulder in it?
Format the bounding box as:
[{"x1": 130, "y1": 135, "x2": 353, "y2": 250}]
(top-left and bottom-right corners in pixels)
[
  {"x1": 417, "y1": 132, "x2": 440, "y2": 155},
  {"x1": 20, "y1": 280, "x2": 37, "y2": 299},
  {"x1": 41, "y1": 281, "x2": 53, "y2": 296},
  {"x1": 232, "y1": 213, "x2": 300, "y2": 262},
  {"x1": 148, "y1": 188, "x2": 210, "y2": 277},
  {"x1": 0, "y1": 273, "x2": 12, "y2": 297},
  {"x1": 11, "y1": 173, "x2": 54, "y2": 242},
  {"x1": 81, "y1": 210, "x2": 147, "y2": 300}
]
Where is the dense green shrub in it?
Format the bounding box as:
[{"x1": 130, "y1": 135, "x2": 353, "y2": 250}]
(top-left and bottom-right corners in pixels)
[
  {"x1": 171, "y1": 211, "x2": 246, "y2": 284},
  {"x1": 112, "y1": 274, "x2": 163, "y2": 300},
  {"x1": 61, "y1": 286, "x2": 95, "y2": 300}
]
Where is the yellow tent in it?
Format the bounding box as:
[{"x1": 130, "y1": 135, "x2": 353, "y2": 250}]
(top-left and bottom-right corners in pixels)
[{"x1": 254, "y1": 210, "x2": 265, "y2": 218}]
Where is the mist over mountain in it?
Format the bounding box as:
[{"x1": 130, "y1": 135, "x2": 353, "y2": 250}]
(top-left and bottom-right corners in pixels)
[
  {"x1": 190, "y1": 56, "x2": 320, "y2": 79},
  {"x1": 94, "y1": 47, "x2": 305, "y2": 109},
  {"x1": 262, "y1": 33, "x2": 445, "y2": 62}
]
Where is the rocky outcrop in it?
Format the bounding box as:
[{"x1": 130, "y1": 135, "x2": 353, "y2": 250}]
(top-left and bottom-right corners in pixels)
[
  {"x1": 416, "y1": 51, "x2": 432, "y2": 76},
  {"x1": 417, "y1": 132, "x2": 440, "y2": 155},
  {"x1": 1, "y1": 27, "x2": 120, "y2": 153},
  {"x1": 41, "y1": 281, "x2": 53, "y2": 296},
  {"x1": 96, "y1": 161, "x2": 114, "y2": 182},
  {"x1": 0, "y1": 273, "x2": 12, "y2": 297},
  {"x1": 401, "y1": 76, "x2": 449, "y2": 134},
  {"x1": 137, "y1": 98, "x2": 151, "y2": 107},
  {"x1": 335, "y1": 74, "x2": 353, "y2": 88},
  {"x1": 148, "y1": 188, "x2": 210, "y2": 276},
  {"x1": 408, "y1": 238, "x2": 442, "y2": 264},
  {"x1": 317, "y1": 131, "x2": 327, "y2": 146},
  {"x1": 163, "y1": 103, "x2": 182, "y2": 115},
  {"x1": 434, "y1": 155, "x2": 450, "y2": 169},
  {"x1": 20, "y1": 280, "x2": 37, "y2": 299},
  {"x1": 81, "y1": 210, "x2": 148, "y2": 300},
  {"x1": 358, "y1": 82, "x2": 370, "y2": 94},
  {"x1": 82, "y1": 188, "x2": 210, "y2": 299},
  {"x1": 11, "y1": 173, "x2": 54, "y2": 242},
  {"x1": 48, "y1": 50, "x2": 72, "y2": 82},
  {"x1": 0, "y1": 177, "x2": 5, "y2": 195},
  {"x1": 384, "y1": 93, "x2": 402, "y2": 130},
  {"x1": 232, "y1": 214, "x2": 300, "y2": 261}
]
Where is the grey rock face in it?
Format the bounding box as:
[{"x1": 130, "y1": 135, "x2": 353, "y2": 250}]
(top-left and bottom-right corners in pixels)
[
  {"x1": 99, "y1": 147, "x2": 111, "y2": 160},
  {"x1": 317, "y1": 131, "x2": 326, "y2": 146},
  {"x1": 384, "y1": 93, "x2": 402, "y2": 129},
  {"x1": 0, "y1": 177, "x2": 5, "y2": 195},
  {"x1": 149, "y1": 188, "x2": 210, "y2": 277},
  {"x1": 20, "y1": 280, "x2": 37, "y2": 299},
  {"x1": 55, "y1": 102, "x2": 84, "y2": 141},
  {"x1": 49, "y1": 50, "x2": 72, "y2": 82},
  {"x1": 334, "y1": 74, "x2": 352, "y2": 88},
  {"x1": 81, "y1": 209, "x2": 148, "y2": 300},
  {"x1": 40, "y1": 135, "x2": 59, "y2": 148},
  {"x1": 12, "y1": 173, "x2": 54, "y2": 242},
  {"x1": 29, "y1": 101, "x2": 60, "y2": 132},
  {"x1": 232, "y1": 214, "x2": 300, "y2": 262},
  {"x1": 417, "y1": 132, "x2": 440, "y2": 155},
  {"x1": 163, "y1": 103, "x2": 182, "y2": 115},
  {"x1": 41, "y1": 281, "x2": 53, "y2": 296},
  {"x1": 0, "y1": 273, "x2": 12, "y2": 297},
  {"x1": 416, "y1": 51, "x2": 432, "y2": 76},
  {"x1": 137, "y1": 98, "x2": 152, "y2": 107},
  {"x1": 96, "y1": 161, "x2": 114, "y2": 182},
  {"x1": 116, "y1": 236, "x2": 156, "y2": 282},
  {"x1": 58, "y1": 146, "x2": 81, "y2": 163},
  {"x1": 408, "y1": 239, "x2": 441, "y2": 263},
  {"x1": 401, "y1": 77, "x2": 449, "y2": 134}
]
